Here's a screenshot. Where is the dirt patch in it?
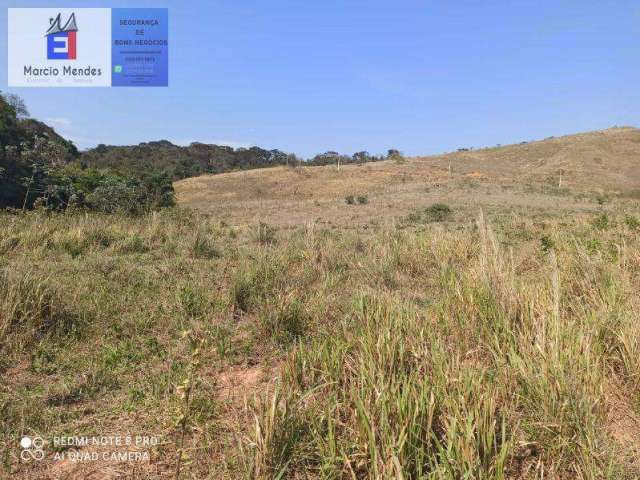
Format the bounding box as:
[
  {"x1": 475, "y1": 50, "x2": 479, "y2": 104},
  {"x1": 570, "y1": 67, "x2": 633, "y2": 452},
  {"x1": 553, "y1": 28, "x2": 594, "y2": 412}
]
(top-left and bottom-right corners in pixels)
[
  {"x1": 217, "y1": 365, "x2": 269, "y2": 402},
  {"x1": 606, "y1": 381, "x2": 640, "y2": 473}
]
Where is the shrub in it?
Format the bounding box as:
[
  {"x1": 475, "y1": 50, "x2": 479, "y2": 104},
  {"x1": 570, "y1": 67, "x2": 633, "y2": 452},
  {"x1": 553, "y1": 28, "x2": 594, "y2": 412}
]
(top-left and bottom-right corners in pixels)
[
  {"x1": 253, "y1": 222, "x2": 277, "y2": 245},
  {"x1": 260, "y1": 297, "x2": 307, "y2": 347},
  {"x1": 402, "y1": 204, "x2": 454, "y2": 226},
  {"x1": 192, "y1": 232, "x2": 221, "y2": 259},
  {"x1": 345, "y1": 195, "x2": 355, "y2": 205},
  {"x1": 231, "y1": 255, "x2": 290, "y2": 314},
  {"x1": 117, "y1": 234, "x2": 148, "y2": 254},
  {"x1": 387, "y1": 149, "x2": 405, "y2": 163},
  {"x1": 0, "y1": 236, "x2": 20, "y2": 254},
  {"x1": 59, "y1": 236, "x2": 88, "y2": 258},
  {"x1": 592, "y1": 213, "x2": 611, "y2": 230},
  {"x1": 142, "y1": 170, "x2": 176, "y2": 209},
  {"x1": 85, "y1": 177, "x2": 145, "y2": 214},
  {"x1": 85, "y1": 228, "x2": 115, "y2": 248},
  {"x1": 177, "y1": 284, "x2": 206, "y2": 320},
  {"x1": 540, "y1": 234, "x2": 555, "y2": 254},
  {"x1": 424, "y1": 203, "x2": 453, "y2": 222},
  {"x1": 624, "y1": 214, "x2": 639, "y2": 230},
  {"x1": 356, "y1": 194, "x2": 369, "y2": 205},
  {"x1": 231, "y1": 271, "x2": 257, "y2": 313},
  {"x1": 405, "y1": 212, "x2": 421, "y2": 224}
]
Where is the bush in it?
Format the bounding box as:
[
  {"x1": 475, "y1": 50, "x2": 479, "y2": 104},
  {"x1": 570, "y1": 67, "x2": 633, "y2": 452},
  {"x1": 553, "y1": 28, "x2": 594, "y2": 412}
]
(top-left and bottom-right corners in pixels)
[
  {"x1": 0, "y1": 135, "x2": 175, "y2": 213},
  {"x1": 592, "y1": 213, "x2": 611, "y2": 230},
  {"x1": 424, "y1": 203, "x2": 453, "y2": 222},
  {"x1": 403, "y1": 203, "x2": 453, "y2": 225},
  {"x1": 260, "y1": 297, "x2": 307, "y2": 347},
  {"x1": 231, "y1": 272, "x2": 257, "y2": 313},
  {"x1": 624, "y1": 214, "x2": 639, "y2": 230},
  {"x1": 177, "y1": 284, "x2": 206, "y2": 319},
  {"x1": 192, "y1": 232, "x2": 221, "y2": 259},
  {"x1": 387, "y1": 149, "x2": 405, "y2": 163},
  {"x1": 540, "y1": 234, "x2": 555, "y2": 254},
  {"x1": 86, "y1": 178, "x2": 144, "y2": 214},
  {"x1": 142, "y1": 170, "x2": 175, "y2": 209},
  {"x1": 117, "y1": 234, "x2": 148, "y2": 254},
  {"x1": 345, "y1": 195, "x2": 355, "y2": 205},
  {"x1": 357, "y1": 194, "x2": 369, "y2": 205},
  {"x1": 253, "y1": 222, "x2": 277, "y2": 245}
]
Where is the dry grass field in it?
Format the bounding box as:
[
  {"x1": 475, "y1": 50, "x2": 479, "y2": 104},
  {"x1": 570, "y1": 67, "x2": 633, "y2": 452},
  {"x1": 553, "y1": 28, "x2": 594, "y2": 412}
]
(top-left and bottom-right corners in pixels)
[
  {"x1": 2, "y1": 128, "x2": 640, "y2": 479},
  {"x1": 176, "y1": 127, "x2": 640, "y2": 227}
]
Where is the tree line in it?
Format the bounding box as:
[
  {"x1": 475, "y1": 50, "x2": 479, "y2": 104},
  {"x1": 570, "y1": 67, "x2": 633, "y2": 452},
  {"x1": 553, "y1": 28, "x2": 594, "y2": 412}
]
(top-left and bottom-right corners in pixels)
[
  {"x1": 1, "y1": 93, "x2": 405, "y2": 213},
  {"x1": 0, "y1": 93, "x2": 174, "y2": 213}
]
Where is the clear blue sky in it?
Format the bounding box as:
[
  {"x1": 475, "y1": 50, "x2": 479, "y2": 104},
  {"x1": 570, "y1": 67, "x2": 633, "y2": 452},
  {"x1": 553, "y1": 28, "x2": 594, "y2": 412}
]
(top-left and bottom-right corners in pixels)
[{"x1": 1, "y1": 0, "x2": 639, "y2": 157}]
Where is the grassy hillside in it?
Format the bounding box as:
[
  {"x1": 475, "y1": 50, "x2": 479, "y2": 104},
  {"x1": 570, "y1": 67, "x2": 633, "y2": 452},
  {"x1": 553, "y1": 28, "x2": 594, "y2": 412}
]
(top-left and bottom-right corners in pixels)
[
  {"x1": 79, "y1": 142, "x2": 391, "y2": 182},
  {"x1": 176, "y1": 127, "x2": 640, "y2": 227},
  {"x1": 80, "y1": 142, "x2": 297, "y2": 181},
  {"x1": 2, "y1": 126, "x2": 640, "y2": 478},
  {"x1": 2, "y1": 200, "x2": 640, "y2": 478},
  {"x1": 418, "y1": 127, "x2": 640, "y2": 191}
]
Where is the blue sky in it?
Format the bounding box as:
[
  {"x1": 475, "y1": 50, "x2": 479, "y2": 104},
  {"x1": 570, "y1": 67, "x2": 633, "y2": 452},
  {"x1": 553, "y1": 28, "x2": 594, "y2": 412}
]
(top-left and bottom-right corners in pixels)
[{"x1": 1, "y1": 0, "x2": 639, "y2": 157}]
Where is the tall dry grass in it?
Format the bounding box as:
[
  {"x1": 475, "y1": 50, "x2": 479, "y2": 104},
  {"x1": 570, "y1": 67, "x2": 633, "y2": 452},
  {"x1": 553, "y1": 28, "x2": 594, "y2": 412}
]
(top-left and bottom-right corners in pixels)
[
  {"x1": 242, "y1": 211, "x2": 640, "y2": 479},
  {"x1": 1, "y1": 206, "x2": 639, "y2": 478}
]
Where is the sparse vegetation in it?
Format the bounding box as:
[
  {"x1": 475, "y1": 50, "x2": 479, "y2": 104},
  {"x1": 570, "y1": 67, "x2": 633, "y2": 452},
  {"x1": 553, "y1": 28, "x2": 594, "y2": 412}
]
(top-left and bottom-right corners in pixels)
[
  {"x1": 424, "y1": 202, "x2": 452, "y2": 221},
  {"x1": 253, "y1": 221, "x2": 278, "y2": 245},
  {"x1": 624, "y1": 214, "x2": 639, "y2": 230},
  {"x1": 356, "y1": 194, "x2": 369, "y2": 204},
  {"x1": 191, "y1": 231, "x2": 221, "y2": 259},
  {"x1": 345, "y1": 194, "x2": 369, "y2": 206},
  {"x1": 593, "y1": 212, "x2": 612, "y2": 230},
  {"x1": 2, "y1": 207, "x2": 640, "y2": 478},
  {"x1": 405, "y1": 203, "x2": 453, "y2": 224},
  {"x1": 3, "y1": 95, "x2": 640, "y2": 477},
  {"x1": 540, "y1": 233, "x2": 555, "y2": 253},
  {"x1": 387, "y1": 148, "x2": 405, "y2": 163}
]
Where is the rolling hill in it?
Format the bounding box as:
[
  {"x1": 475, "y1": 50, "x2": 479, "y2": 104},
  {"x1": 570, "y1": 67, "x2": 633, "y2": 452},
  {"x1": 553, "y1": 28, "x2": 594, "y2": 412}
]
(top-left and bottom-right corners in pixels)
[{"x1": 175, "y1": 127, "x2": 640, "y2": 226}]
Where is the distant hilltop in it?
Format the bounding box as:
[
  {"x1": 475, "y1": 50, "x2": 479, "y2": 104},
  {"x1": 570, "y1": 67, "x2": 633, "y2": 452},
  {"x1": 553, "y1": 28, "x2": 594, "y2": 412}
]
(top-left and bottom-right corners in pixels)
[{"x1": 79, "y1": 142, "x2": 401, "y2": 181}]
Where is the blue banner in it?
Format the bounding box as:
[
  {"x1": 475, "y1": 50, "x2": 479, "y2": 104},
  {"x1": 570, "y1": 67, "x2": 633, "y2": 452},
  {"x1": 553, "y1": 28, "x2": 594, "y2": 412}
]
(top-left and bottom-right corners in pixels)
[{"x1": 111, "y1": 8, "x2": 168, "y2": 87}]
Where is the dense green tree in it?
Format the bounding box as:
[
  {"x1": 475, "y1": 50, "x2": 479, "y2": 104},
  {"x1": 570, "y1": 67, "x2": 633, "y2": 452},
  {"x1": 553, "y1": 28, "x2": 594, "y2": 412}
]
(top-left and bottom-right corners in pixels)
[
  {"x1": 353, "y1": 151, "x2": 371, "y2": 163},
  {"x1": 0, "y1": 93, "x2": 174, "y2": 213},
  {"x1": 0, "y1": 94, "x2": 22, "y2": 148}
]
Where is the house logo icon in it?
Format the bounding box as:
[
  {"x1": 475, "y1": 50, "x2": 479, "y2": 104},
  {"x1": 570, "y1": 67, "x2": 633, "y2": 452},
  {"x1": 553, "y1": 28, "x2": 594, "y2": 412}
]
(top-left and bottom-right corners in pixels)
[{"x1": 45, "y1": 13, "x2": 77, "y2": 60}]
